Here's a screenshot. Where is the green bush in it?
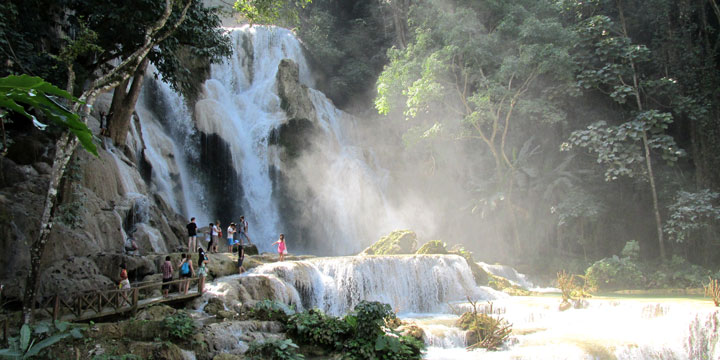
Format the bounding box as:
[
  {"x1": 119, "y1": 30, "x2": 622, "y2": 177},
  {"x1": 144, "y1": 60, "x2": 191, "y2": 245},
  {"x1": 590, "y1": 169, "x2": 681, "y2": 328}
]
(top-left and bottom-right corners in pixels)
[
  {"x1": 585, "y1": 256, "x2": 646, "y2": 290},
  {"x1": 0, "y1": 321, "x2": 83, "y2": 359},
  {"x1": 250, "y1": 300, "x2": 296, "y2": 322},
  {"x1": 647, "y1": 255, "x2": 711, "y2": 288},
  {"x1": 246, "y1": 338, "x2": 304, "y2": 360},
  {"x1": 284, "y1": 301, "x2": 424, "y2": 360},
  {"x1": 286, "y1": 309, "x2": 350, "y2": 350},
  {"x1": 163, "y1": 313, "x2": 195, "y2": 340}
]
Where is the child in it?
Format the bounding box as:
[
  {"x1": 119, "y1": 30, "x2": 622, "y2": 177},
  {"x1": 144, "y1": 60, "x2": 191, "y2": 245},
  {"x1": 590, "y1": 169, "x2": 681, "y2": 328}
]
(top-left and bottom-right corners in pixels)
[
  {"x1": 118, "y1": 268, "x2": 131, "y2": 290},
  {"x1": 197, "y1": 247, "x2": 209, "y2": 293},
  {"x1": 237, "y1": 243, "x2": 246, "y2": 274},
  {"x1": 212, "y1": 221, "x2": 222, "y2": 253},
  {"x1": 271, "y1": 234, "x2": 287, "y2": 262},
  {"x1": 161, "y1": 256, "x2": 173, "y2": 298}
]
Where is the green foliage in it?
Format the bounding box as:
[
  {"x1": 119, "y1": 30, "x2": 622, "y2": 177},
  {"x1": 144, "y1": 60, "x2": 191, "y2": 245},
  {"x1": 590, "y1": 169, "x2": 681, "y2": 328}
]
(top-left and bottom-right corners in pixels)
[
  {"x1": 284, "y1": 301, "x2": 424, "y2": 360},
  {"x1": 647, "y1": 256, "x2": 711, "y2": 289},
  {"x1": 286, "y1": 309, "x2": 350, "y2": 350},
  {"x1": 563, "y1": 114, "x2": 685, "y2": 181},
  {"x1": 249, "y1": 300, "x2": 296, "y2": 322},
  {"x1": 0, "y1": 75, "x2": 96, "y2": 156},
  {"x1": 621, "y1": 240, "x2": 640, "y2": 260},
  {"x1": 246, "y1": 338, "x2": 304, "y2": 360},
  {"x1": 162, "y1": 313, "x2": 195, "y2": 340},
  {"x1": 234, "y1": 0, "x2": 311, "y2": 25},
  {"x1": 0, "y1": 321, "x2": 83, "y2": 359},
  {"x1": 585, "y1": 256, "x2": 646, "y2": 290},
  {"x1": 664, "y1": 190, "x2": 720, "y2": 243}
]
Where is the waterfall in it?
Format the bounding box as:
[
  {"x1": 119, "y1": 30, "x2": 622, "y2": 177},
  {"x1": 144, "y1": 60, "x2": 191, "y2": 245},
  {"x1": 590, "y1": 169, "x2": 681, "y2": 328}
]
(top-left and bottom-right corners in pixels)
[
  {"x1": 134, "y1": 66, "x2": 208, "y2": 224},
  {"x1": 195, "y1": 26, "x2": 310, "y2": 250},
  {"x1": 246, "y1": 255, "x2": 504, "y2": 315}
]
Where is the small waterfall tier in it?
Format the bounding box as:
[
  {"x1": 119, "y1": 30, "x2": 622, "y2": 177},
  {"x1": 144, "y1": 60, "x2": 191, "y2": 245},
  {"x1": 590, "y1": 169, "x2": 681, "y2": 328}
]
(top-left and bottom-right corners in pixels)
[{"x1": 246, "y1": 254, "x2": 504, "y2": 316}]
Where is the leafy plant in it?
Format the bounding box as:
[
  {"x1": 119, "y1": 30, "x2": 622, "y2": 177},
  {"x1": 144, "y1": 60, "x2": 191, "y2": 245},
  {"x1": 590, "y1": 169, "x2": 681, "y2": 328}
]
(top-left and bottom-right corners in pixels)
[
  {"x1": 286, "y1": 308, "x2": 350, "y2": 350},
  {"x1": 246, "y1": 338, "x2": 304, "y2": 360},
  {"x1": 456, "y1": 300, "x2": 511, "y2": 351},
  {"x1": 0, "y1": 321, "x2": 83, "y2": 359},
  {"x1": 664, "y1": 190, "x2": 720, "y2": 243},
  {"x1": 249, "y1": 300, "x2": 296, "y2": 322},
  {"x1": 0, "y1": 75, "x2": 96, "y2": 156},
  {"x1": 162, "y1": 313, "x2": 195, "y2": 340},
  {"x1": 704, "y1": 277, "x2": 719, "y2": 307},
  {"x1": 585, "y1": 256, "x2": 646, "y2": 290}
]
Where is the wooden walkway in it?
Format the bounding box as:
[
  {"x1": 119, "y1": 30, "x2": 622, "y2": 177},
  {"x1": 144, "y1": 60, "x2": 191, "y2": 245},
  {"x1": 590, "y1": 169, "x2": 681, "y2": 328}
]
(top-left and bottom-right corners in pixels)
[{"x1": 32, "y1": 278, "x2": 203, "y2": 322}]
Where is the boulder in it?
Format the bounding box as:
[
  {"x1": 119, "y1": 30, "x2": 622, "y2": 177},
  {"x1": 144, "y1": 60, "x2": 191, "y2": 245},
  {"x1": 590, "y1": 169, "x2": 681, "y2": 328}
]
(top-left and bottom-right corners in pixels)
[
  {"x1": 415, "y1": 240, "x2": 448, "y2": 255},
  {"x1": 136, "y1": 304, "x2": 177, "y2": 321},
  {"x1": 243, "y1": 244, "x2": 259, "y2": 256},
  {"x1": 37, "y1": 257, "x2": 114, "y2": 298},
  {"x1": 201, "y1": 320, "x2": 284, "y2": 357},
  {"x1": 360, "y1": 230, "x2": 417, "y2": 255},
  {"x1": 276, "y1": 59, "x2": 316, "y2": 122}
]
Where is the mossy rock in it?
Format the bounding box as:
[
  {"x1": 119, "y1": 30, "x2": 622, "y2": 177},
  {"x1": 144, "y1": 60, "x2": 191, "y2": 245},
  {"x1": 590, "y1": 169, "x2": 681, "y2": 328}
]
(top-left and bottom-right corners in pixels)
[
  {"x1": 135, "y1": 304, "x2": 177, "y2": 321},
  {"x1": 129, "y1": 342, "x2": 184, "y2": 360},
  {"x1": 213, "y1": 353, "x2": 245, "y2": 360},
  {"x1": 487, "y1": 274, "x2": 513, "y2": 290},
  {"x1": 360, "y1": 230, "x2": 417, "y2": 255},
  {"x1": 448, "y1": 249, "x2": 489, "y2": 286},
  {"x1": 397, "y1": 323, "x2": 425, "y2": 341},
  {"x1": 204, "y1": 297, "x2": 227, "y2": 317},
  {"x1": 488, "y1": 274, "x2": 530, "y2": 295},
  {"x1": 244, "y1": 244, "x2": 259, "y2": 256},
  {"x1": 415, "y1": 240, "x2": 448, "y2": 255}
]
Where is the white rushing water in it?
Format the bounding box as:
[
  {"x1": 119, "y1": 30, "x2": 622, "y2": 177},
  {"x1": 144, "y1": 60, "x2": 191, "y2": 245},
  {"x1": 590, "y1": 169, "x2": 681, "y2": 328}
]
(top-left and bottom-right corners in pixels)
[
  {"x1": 134, "y1": 65, "x2": 208, "y2": 224},
  {"x1": 243, "y1": 255, "x2": 505, "y2": 316},
  {"x1": 195, "y1": 26, "x2": 309, "y2": 250},
  {"x1": 198, "y1": 254, "x2": 720, "y2": 360}
]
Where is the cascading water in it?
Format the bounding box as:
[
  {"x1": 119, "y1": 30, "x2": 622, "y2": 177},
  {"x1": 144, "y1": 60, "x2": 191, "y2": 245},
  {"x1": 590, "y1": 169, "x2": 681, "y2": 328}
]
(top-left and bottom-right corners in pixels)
[
  {"x1": 235, "y1": 255, "x2": 504, "y2": 316},
  {"x1": 195, "y1": 27, "x2": 310, "y2": 250},
  {"x1": 134, "y1": 66, "x2": 208, "y2": 224}
]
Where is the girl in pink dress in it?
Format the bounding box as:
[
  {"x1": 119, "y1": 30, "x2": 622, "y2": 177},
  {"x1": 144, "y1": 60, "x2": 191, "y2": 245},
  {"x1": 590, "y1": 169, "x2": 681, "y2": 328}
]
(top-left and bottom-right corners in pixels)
[{"x1": 272, "y1": 234, "x2": 287, "y2": 261}]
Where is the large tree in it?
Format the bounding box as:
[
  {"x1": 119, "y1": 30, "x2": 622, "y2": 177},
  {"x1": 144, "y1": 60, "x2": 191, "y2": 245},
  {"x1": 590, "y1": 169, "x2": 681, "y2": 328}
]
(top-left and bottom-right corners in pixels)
[{"x1": 375, "y1": 0, "x2": 576, "y2": 256}]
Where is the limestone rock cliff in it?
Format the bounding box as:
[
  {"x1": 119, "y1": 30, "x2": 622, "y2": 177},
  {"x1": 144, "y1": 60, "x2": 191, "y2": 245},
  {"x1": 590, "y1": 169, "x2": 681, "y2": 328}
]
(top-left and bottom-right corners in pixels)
[{"x1": 0, "y1": 96, "x2": 188, "y2": 301}]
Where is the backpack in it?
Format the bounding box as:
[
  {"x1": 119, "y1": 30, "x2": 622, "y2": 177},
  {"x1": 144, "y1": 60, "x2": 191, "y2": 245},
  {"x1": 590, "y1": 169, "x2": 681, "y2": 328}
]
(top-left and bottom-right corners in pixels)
[{"x1": 180, "y1": 261, "x2": 190, "y2": 275}]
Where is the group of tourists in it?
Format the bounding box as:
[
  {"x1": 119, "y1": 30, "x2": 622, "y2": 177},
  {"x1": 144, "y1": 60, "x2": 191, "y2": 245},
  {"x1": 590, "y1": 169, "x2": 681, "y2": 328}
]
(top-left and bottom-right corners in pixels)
[
  {"x1": 158, "y1": 248, "x2": 209, "y2": 298},
  {"x1": 186, "y1": 216, "x2": 252, "y2": 254}
]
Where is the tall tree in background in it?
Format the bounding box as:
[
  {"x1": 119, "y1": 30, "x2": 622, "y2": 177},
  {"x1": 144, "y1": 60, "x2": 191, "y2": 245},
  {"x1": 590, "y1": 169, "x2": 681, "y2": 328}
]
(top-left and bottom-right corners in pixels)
[{"x1": 375, "y1": 0, "x2": 576, "y2": 255}]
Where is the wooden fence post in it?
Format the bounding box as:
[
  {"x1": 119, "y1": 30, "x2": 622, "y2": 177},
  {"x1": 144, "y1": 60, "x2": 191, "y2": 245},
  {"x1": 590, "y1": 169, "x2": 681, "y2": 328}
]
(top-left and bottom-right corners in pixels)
[
  {"x1": 53, "y1": 295, "x2": 60, "y2": 321},
  {"x1": 131, "y1": 288, "x2": 139, "y2": 316}
]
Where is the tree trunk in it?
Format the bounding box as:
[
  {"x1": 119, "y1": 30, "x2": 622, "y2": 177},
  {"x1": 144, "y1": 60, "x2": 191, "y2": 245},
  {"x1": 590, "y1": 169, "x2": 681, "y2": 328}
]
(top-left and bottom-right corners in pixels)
[
  {"x1": 21, "y1": 132, "x2": 79, "y2": 324},
  {"x1": 21, "y1": 0, "x2": 192, "y2": 323},
  {"x1": 643, "y1": 131, "x2": 666, "y2": 260},
  {"x1": 107, "y1": 57, "x2": 150, "y2": 146}
]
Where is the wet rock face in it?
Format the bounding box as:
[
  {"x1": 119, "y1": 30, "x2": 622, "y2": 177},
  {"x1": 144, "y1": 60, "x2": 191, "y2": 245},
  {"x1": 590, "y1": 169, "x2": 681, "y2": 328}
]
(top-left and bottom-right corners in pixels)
[
  {"x1": 0, "y1": 107, "x2": 189, "y2": 301},
  {"x1": 37, "y1": 257, "x2": 115, "y2": 298},
  {"x1": 201, "y1": 320, "x2": 285, "y2": 358},
  {"x1": 276, "y1": 59, "x2": 316, "y2": 122}
]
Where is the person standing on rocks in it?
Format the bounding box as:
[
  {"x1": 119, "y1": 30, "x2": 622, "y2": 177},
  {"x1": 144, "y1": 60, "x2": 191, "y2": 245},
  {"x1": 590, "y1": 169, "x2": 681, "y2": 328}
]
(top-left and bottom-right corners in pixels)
[
  {"x1": 227, "y1": 222, "x2": 236, "y2": 253},
  {"x1": 207, "y1": 222, "x2": 214, "y2": 253},
  {"x1": 187, "y1": 217, "x2": 198, "y2": 252},
  {"x1": 161, "y1": 256, "x2": 173, "y2": 298},
  {"x1": 272, "y1": 234, "x2": 287, "y2": 262},
  {"x1": 178, "y1": 253, "x2": 195, "y2": 295},
  {"x1": 212, "y1": 221, "x2": 222, "y2": 253},
  {"x1": 237, "y1": 242, "x2": 246, "y2": 273},
  {"x1": 239, "y1": 215, "x2": 251, "y2": 244},
  {"x1": 197, "y1": 247, "x2": 209, "y2": 293}
]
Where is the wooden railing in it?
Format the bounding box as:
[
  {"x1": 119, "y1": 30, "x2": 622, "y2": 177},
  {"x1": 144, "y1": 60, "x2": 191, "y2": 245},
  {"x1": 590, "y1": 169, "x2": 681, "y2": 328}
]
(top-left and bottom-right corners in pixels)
[{"x1": 32, "y1": 277, "x2": 202, "y2": 322}]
